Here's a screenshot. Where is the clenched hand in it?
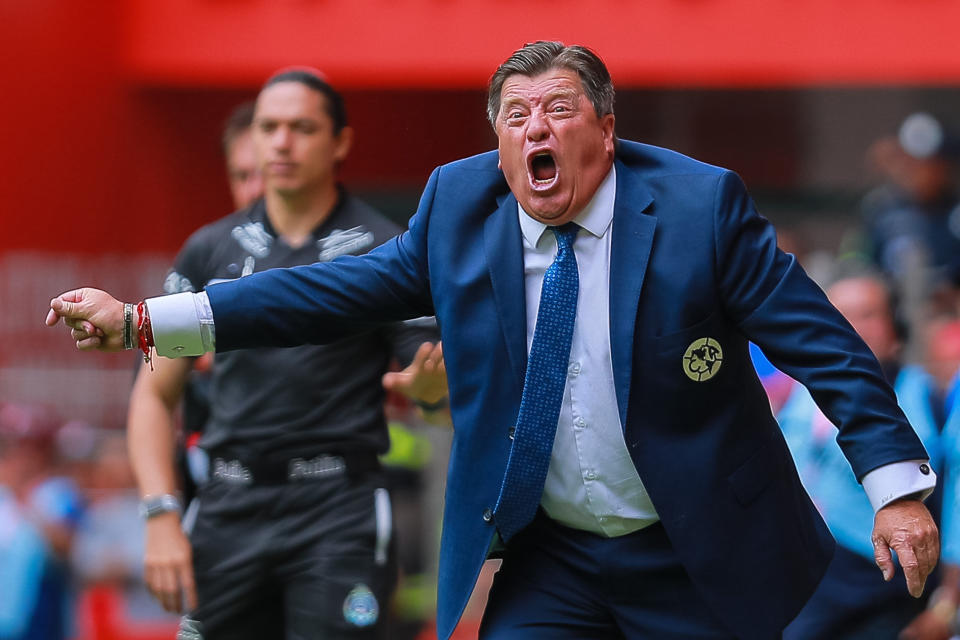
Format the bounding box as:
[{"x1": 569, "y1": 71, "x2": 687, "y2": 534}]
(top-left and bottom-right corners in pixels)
[
  {"x1": 872, "y1": 499, "x2": 939, "y2": 598},
  {"x1": 45, "y1": 287, "x2": 125, "y2": 351}
]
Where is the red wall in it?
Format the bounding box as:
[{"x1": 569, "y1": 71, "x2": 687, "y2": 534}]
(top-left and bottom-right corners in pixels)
[
  {"x1": 124, "y1": 0, "x2": 960, "y2": 88},
  {"x1": 0, "y1": 2, "x2": 498, "y2": 254},
  {"x1": 4, "y1": 0, "x2": 960, "y2": 255}
]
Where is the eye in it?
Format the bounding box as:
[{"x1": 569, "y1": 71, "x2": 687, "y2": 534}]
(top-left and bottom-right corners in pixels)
[{"x1": 293, "y1": 121, "x2": 318, "y2": 134}]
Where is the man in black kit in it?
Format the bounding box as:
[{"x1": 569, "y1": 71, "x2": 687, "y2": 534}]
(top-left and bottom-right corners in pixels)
[{"x1": 126, "y1": 69, "x2": 444, "y2": 640}]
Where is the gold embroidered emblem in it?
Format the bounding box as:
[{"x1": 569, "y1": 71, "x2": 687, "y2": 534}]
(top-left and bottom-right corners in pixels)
[{"x1": 683, "y1": 338, "x2": 723, "y2": 382}]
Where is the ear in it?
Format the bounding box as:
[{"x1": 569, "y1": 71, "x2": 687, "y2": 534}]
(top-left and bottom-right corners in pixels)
[
  {"x1": 601, "y1": 113, "x2": 615, "y2": 156},
  {"x1": 334, "y1": 126, "x2": 354, "y2": 164}
]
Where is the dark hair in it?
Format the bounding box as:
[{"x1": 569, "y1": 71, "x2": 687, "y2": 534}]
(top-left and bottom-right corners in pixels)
[
  {"x1": 487, "y1": 41, "x2": 615, "y2": 125},
  {"x1": 221, "y1": 101, "x2": 256, "y2": 155},
  {"x1": 261, "y1": 69, "x2": 348, "y2": 134}
]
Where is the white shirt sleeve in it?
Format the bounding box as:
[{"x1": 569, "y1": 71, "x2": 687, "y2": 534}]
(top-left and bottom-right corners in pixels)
[
  {"x1": 861, "y1": 459, "x2": 936, "y2": 512},
  {"x1": 143, "y1": 291, "x2": 215, "y2": 357}
]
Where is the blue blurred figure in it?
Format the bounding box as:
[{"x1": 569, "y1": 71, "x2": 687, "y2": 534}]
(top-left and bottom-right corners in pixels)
[
  {"x1": 780, "y1": 274, "x2": 960, "y2": 639},
  {"x1": 0, "y1": 404, "x2": 83, "y2": 640}
]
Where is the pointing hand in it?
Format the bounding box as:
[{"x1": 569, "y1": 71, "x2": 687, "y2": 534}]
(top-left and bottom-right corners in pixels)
[{"x1": 46, "y1": 287, "x2": 127, "y2": 351}]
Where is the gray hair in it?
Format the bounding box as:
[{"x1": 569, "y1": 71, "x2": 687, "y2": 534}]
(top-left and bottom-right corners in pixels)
[{"x1": 487, "y1": 41, "x2": 615, "y2": 126}]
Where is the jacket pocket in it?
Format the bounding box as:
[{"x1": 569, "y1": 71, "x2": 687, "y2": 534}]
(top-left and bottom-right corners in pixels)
[{"x1": 653, "y1": 312, "x2": 721, "y2": 355}]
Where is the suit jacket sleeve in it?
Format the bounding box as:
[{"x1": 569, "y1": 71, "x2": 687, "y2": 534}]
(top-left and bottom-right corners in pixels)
[
  {"x1": 713, "y1": 170, "x2": 928, "y2": 480},
  {"x1": 205, "y1": 168, "x2": 440, "y2": 351}
]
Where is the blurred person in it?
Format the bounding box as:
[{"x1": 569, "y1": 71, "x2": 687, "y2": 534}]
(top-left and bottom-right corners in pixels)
[
  {"x1": 911, "y1": 318, "x2": 960, "y2": 640},
  {"x1": 780, "y1": 275, "x2": 960, "y2": 640},
  {"x1": 926, "y1": 318, "x2": 960, "y2": 394},
  {"x1": 861, "y1": 113, "x2": 960, "y2": 339},
  {"x1": 0, "y1": 404, "x2": 83, "y2": 640},
  {"x1": 221, "y1": 101, "x2": 264, "y2": 211},
  {"x1": 179, "y1": 102, "x2": 266, "y2": 509},
  {"x1": 71, "y1": 430, "x2": 177, "y2": 621},
  {"x1": 124, "y1": 70, "x2": 440, "y2": 640},
  {"x1": 48, "y1": 41, "x2": 940, "y2": 640}
]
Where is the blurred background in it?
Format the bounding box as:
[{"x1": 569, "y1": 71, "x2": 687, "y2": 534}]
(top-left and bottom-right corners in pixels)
[{"x1": 3, "y1": 1, "x2": 960, "y2": 638}]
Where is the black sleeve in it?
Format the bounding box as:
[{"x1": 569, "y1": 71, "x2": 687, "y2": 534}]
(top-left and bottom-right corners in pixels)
[
  {"x1": 162, "y1": 228, "x2": 213, "y2": 295},
  {"x1": 383, "y1": 317, "x2": 440, "y2": 368}
]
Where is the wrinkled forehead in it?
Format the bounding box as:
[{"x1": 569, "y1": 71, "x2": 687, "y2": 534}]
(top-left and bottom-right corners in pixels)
[{"x1": 499, "y1": 67, "x2": 586, "y2": 105}]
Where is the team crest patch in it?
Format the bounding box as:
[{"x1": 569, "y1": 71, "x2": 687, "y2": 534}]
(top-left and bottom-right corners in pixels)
[
  {"x1": 343, "y1": 583, "x2": 379, "y2": 627},
  {"x1": 682, "y1": 337, "x2": 723, "y2": 382}
]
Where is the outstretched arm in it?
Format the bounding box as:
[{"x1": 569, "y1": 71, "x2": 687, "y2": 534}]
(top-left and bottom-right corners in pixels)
[
  {"x1": 207, "y1": 169, "x2": 438, "y2": 352},
  {"x1": 48, "y1": 168, "x2": 441, "y2": 357}
]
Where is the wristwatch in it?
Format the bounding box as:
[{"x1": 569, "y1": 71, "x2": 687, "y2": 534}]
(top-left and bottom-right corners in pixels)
[
  {"x1": 138, "y1": 494, "x2": 182, "y2": 519},
  {"x1": 414, "y1": 397, "x2": 449, "y2": 412}
]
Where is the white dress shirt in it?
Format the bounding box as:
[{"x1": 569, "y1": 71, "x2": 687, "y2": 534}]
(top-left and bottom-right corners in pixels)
[
  {"x1": 147, "y1": 166, "x2": 935, "y2": 526},
  {"x1": 518, "y1": 168, "x2": 659, "y2": 536}
]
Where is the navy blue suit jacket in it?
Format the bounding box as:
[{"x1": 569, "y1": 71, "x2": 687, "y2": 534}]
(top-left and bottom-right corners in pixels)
[{"x1": 207, "y1": 141, "x2": 928, "y2": 640}]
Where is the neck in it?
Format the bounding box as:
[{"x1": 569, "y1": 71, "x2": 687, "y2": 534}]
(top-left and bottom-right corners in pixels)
[{"x1": 263, "y1": 181, "x2": 339, "y2": 248}]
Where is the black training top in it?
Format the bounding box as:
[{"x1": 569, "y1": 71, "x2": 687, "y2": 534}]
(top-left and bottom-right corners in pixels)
[{"x1": 164, "y1": 190, "x2": 435, "y2": 457}]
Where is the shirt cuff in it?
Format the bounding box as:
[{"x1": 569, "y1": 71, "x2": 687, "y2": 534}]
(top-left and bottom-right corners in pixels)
[
  {"x1": 861, "y1": 459, "x2": 936, "y2": 512},
  {"x1": 144, "y1": 291, "x2": 216, "y2": 357}
]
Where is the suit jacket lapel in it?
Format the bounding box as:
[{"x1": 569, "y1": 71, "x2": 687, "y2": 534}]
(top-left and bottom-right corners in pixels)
[
  {"x1": 484, "y1": 192, "x2": 528, "y2": 388},
  {"x1": 610, "y1": 159, "x2": 656, "y2": 428}
]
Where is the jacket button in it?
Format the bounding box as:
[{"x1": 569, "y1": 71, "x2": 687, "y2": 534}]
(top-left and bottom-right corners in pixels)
[
  {"x1": 482, "y1": 508, "x2": 493, "y2": 523},
  {"x1": 508, "y1": 426, "x2": 515, "y2": 439}
]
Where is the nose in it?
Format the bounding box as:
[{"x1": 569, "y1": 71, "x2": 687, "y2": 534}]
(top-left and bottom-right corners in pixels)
[
  {"x1": 526, "y1": 110, "x2": 549, "y2": 141},
  {"x1": 271, "y1": 126, "x2": 292, "y2": 151}
]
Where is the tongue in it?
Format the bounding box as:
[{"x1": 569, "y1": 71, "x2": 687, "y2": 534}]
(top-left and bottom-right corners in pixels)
[{"x1": 532, "y1": 155, "x2": 557, "y2": 182}]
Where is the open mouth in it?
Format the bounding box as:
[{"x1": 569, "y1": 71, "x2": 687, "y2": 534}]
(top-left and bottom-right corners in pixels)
[{"x1": 530, "y1": 152, "x2": 558, "y2": 185}]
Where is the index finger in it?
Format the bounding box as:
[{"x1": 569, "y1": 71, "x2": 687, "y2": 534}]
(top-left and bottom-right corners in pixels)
[
  {"x1": 179, "y1": 563, "x2": 197, "y2": 611},
  {"x1": 913, "y1": 529, "x2": 940, "y2": 588},
  {"x1": 412, "y1": 341, "x2": 435, "y2": 367},
  {"x1": 893, "y1": 542, "x2": 925, "y2": 597},
  {"x1": 44, "y1": 307, "x2": 62, "y2": 327},
  {"x1": 55, "y1": 288, "x2": 86, "y2": 304}
]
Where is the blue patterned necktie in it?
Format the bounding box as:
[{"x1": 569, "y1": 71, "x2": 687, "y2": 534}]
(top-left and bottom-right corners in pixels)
[{"x1": 493, "y1": 221, "x2": 580, "y2": 541}]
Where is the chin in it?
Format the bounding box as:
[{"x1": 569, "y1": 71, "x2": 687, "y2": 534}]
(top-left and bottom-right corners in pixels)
[{"x1": 524, "y1": 198, "x2": 571, "y2": 223}]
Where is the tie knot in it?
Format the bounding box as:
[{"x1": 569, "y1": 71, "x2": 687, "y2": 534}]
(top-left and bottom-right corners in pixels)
[{"x1": 551, "y1": 222, "x2": 579, "y2": 250}]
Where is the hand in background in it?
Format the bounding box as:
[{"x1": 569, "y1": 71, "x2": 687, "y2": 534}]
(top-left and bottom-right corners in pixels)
[
  {"x1": 872, "y1": 499, "x2": 940, "y2": 598},
  {"x1": 144, "y1": 512, "x2": 197, "y2": 614},
  {"x1": 898, "y1": 609, "x2": 951, "y2": 640},
  {"x1": 382, "y1": 341, "x2": 447, "y2": 406},
  {"x1": 900, "y1": 566, "x2": 960, "y2": 640},
  {"x1": 45, "y1": 287, "x2": 125, "y2": 351}
]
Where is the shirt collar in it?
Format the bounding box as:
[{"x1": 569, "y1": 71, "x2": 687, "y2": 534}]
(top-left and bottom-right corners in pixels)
[
  {"x1": 253, "y1": 185, "x2": 348, "y2": 241},
  {"x1": 517, "y1": 165, "x2": 616, "y2": 248}
]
